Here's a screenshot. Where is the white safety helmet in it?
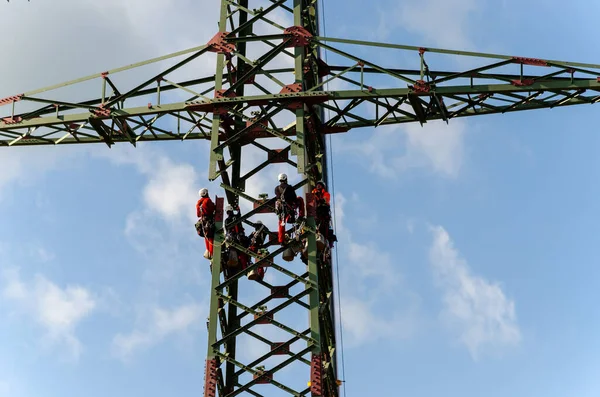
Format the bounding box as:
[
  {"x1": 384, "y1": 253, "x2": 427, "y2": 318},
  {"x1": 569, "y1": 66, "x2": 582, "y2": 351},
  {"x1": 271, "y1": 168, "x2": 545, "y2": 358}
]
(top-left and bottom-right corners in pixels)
[
  {"x1": 225, "y1": 204, "x2": 233, "y2": 212},
  {"x1": 316, "y1": 180, "x2": 326, "y2": 189},
  {"x1": 278, "y1": 173, "x2": 287, "y2": 182},
  {"x1": 199, "y1": 188, "x2": 208, "y2": 197}
]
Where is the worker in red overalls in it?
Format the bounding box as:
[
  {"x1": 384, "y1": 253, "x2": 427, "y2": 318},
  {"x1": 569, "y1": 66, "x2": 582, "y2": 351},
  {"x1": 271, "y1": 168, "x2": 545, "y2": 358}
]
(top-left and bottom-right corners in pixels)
[
  {"x1": 312, "y1": 180, "x2": 331, "y2": 235},
  {"x1": 312, "y1": 180, "x2": 337, "y2": 248},
  {"x1": 195, "y1": 188, "x2": 216, "y2": 259},
  {"x1": 274, "y1": 173, "x2": 306, "y2": 244},
  {"x1": 312, "y1": 180, "x2": 331, "y2": 205}
]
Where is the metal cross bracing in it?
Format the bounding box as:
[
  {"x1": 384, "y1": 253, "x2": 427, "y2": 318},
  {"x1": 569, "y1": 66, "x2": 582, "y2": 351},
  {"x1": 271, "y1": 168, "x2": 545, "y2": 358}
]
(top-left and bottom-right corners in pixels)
[
  {"x1": 3, "y1": 0, "x2": 600, "y2": 396},
  {"x1": 5, "y1": 7, "x2": 600, "y2": 147}
]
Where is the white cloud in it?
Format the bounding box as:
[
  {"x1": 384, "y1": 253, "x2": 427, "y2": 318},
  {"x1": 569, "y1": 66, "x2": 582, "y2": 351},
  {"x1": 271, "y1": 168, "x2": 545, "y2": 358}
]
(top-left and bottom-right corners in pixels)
[
  {"x1": 93, "y1": 145, "x2": 205, "y2": 223},
  {"x1": 0, "y1": 0, "x2": 222, "y2": 204},
  {"x1": 143, "y1": 158, "x2": 199, "y2": 221},
  {"x1": 0, "y1": 0, "x2": 295, "y2": 221},
  {"x1": 47, "y1": 147, "x2": 210, "y2": 361},
  {"x1": 0, "y1": 147, "x2": 83, "y2": 204},
  {"x1": 403, "y1": 121, "x2": 466, "y2": 177},
  {"x1": 122, "y1": 208, "x2": 206, "y2": 288},
  {"x1": 91, "y1": 145, "x2": 210, "y2": 289},
  {"x1": 333, "y1": 193, "x2": 420, "y2": 346},
  {"x1": 33, "y1": 247, "x2": 55, "y2": 263},
  {"x1": 0, "y1": 1, "x2": 219, "y2": 95},
  {"x1": 332, "y1": 0, "x2": 482, "y2": 182},
  {"x1": 392, "y1": 0, "x2": 480, "y2": 50},
  {"x1": 338, "y1": 119, "x2": 466, "y2": 179},
  {"x1": 428, "y1": 225, "x2": 521, "y2": 359},
  {"x1": 346, "y1": 240, "x2": 401, "y2": 292},
  {"x1": 1, "y1": 0, "x2": 427, "y2": 365},
  {"x1": 0, "y1": 243, "x2": 55, "y2": 265},
  {"x1": 112, "y1": 302, "x2": 203, "y2": 360},
  {"x1": 341, "y1": 296, "x2": 417, "y2": 347},
  {"x1": 1, "y1": 268, "x2": 96, "y2": 361}
]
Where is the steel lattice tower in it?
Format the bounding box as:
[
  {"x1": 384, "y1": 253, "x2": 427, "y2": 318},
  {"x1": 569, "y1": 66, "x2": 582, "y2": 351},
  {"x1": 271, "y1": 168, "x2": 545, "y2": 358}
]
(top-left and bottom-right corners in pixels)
[{"x1": 4, "y1": 1, "x2": 600, "y2": 396}]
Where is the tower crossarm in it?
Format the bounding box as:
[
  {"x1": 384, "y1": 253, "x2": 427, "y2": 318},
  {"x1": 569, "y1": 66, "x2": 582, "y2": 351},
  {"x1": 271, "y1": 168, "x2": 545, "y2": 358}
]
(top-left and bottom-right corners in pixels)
[
  {"x1": 1, "y1": 35, "x2": 599, "y2": 147},
  {"x1": 3, "y1": 2, "x2": 600, "y2": 397}
]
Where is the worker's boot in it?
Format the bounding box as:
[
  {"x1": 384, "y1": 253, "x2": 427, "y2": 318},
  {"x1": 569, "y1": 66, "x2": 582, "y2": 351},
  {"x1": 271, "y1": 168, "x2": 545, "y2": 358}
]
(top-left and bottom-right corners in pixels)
[
  {"x1": 282, "y1": 246, "x2": 295, "y2": 262},
  {"x1": 248, "y1": 266, "x2": 265, "y2": 281},
  {"x1": 247, "y1": 268, "x2": 259, "y2": 280}
]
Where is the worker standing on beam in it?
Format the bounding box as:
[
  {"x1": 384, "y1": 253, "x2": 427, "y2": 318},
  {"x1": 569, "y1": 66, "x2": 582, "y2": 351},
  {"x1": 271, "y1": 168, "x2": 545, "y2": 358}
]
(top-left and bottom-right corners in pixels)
[
  {"x1": 247, "y1": 220, "x2": 270, "y2": 282},
  {"x1": 312, "y1": 180, "x2": 333, "y2": 242},
  {"x1": 248, "y1": 221, "x2": 269, "y2": 250},
  {"x1": 312, "y1": 180, "x2": 331, "y2": 205},
  {"x1": 224, "y1": 204, "x2": 244, "y2": 238},
  {"x1": 223, "y1": 204, "x2": 246, "y2": 268},
  {"x1": 195, "y1": 188, "x2": 216, "y2": 260},
  {"x1": 274, "y1": 173, "x2": 305, "y2": 244}
]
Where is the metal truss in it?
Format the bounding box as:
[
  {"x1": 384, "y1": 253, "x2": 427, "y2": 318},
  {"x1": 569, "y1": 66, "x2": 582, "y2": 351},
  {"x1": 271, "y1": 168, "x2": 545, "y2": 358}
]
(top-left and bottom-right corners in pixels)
[
  {"x1": 3, "y1": 1, "x2": 600, "y2": 397},
  {"x1": 203, "y1": 2, "x2": 337, "y2": 396},
  {"x1": 2, "y1": 3, "x2": 600, "y2": 147},
  {"x1": 205, "y1": 199, "x2": 337, "y2": 397}
]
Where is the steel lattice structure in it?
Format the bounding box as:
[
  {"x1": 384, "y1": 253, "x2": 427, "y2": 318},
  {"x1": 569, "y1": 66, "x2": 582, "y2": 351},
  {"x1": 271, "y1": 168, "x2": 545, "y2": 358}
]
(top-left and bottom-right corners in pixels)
[{"x1": 3, "y1": 1, "x2": 600, "y2": 396}]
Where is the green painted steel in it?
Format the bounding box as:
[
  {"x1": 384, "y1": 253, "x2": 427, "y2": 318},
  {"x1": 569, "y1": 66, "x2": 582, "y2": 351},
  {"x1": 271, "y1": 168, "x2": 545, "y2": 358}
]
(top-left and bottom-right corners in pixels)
[
  {"x1": 206, "y1": 209, "x2": 225, "y2": 358},
  {"x1": 202, "y1": 1, "x2": 338, "y2": 396},
  {"x1": 3, "y1": 1, "x2": 600, "y2": 396},
  {"x1": 2, "y1": 79, "x2": 599, "y2": 146},
  {"x1": 316, "y1": 36, "x2": 600, "y2": 70}
]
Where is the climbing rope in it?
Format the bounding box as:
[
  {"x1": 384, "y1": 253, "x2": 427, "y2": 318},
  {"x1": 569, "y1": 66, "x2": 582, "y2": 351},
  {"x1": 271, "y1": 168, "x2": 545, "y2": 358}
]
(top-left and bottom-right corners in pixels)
[{"x1": 319, "y1": 1, "x2": 347, "y2": 395}]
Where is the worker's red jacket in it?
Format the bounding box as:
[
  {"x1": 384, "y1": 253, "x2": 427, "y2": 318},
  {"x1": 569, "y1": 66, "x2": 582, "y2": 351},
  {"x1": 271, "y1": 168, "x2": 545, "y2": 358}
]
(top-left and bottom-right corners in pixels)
[
  {"x1": 311, "y1": 187, "x2": 331, "y2": 205},
  {"x1": 196, "y1": 197, "x2": 216, "y2": 218}
]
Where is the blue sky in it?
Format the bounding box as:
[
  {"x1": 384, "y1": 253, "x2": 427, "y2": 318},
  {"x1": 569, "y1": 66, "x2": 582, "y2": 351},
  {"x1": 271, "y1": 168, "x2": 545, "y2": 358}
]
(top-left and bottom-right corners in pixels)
[{"x1": 1, "y1": 1, "x2": 600, "y2": 397}]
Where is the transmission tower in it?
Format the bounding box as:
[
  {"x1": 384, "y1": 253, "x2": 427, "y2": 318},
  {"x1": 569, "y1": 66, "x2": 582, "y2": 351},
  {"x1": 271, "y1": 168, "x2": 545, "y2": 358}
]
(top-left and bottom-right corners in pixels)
[{"x1": 3, "y1": 1, "x2": 600, "y2": 396}]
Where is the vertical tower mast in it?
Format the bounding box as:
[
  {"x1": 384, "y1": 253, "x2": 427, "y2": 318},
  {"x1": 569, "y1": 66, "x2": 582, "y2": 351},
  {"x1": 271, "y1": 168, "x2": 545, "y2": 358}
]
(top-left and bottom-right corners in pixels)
[
  {"x1": 6, "y1": 3, "x2": 600, "y2": 397},
  {"x1": 203, "y1": 1, "x2": 338, "y2": 396}
]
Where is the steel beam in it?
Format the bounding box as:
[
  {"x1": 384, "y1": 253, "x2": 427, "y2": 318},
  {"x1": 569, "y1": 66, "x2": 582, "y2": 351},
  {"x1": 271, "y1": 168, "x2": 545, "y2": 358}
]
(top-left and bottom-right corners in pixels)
[
  {"x1": 2, "y1": 76, "x2": 600, "y2": 146},
  {"x1": 4, "y1": 1, "x2": 600, "y2": 396},
  {"x1": 202, "y1": 1, "x2": 338, "y2": 396}
]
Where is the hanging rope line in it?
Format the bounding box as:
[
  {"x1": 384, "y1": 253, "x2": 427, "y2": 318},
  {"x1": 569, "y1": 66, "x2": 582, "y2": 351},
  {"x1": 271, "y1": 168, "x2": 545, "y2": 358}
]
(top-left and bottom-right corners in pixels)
[{"x1": 319, "y1": 1, "x2": 347, "y2": 395}]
